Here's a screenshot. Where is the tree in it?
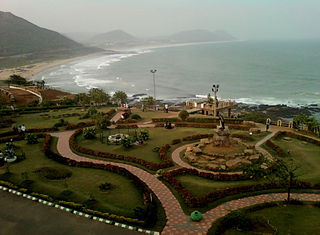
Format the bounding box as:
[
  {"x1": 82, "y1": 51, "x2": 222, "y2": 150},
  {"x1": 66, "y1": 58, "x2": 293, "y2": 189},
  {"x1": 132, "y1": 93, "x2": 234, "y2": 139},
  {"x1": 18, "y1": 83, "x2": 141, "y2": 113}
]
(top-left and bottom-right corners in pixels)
[
  {"x1": 89, "y1": 88, "x2": 110, "y2": 104},
  {"x1": 179, "y1": 110, "x2": 189, "y2": 121},
  {"x1": 75, "y1": 93, "x2": 90, "y2": 106},
  {"x1": 6, "y1": 74, "x2": 27, "y2": 85},
  {"x1": 112, "y1": 91, "x2": 127, "y2": 105},
  {"x1": 141, "y1": 96, "x2": 155, "y2": 105},
  {"x1": 294, "y1": 114, "x2": 319, "y2": 133},
  {"x1": 266, "y1": 158, "x2": 300, "y2": 202}
]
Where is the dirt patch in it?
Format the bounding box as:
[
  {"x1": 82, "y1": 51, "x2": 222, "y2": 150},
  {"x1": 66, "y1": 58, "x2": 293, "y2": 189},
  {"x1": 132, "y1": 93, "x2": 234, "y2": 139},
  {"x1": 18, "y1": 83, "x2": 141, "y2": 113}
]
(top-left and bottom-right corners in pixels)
[
  {"x1": 6, "y1": 88, "x2": 38, "y2": 106},
  {"x1": 38, "y1": 89, "x2": 74, "y2": 101}
]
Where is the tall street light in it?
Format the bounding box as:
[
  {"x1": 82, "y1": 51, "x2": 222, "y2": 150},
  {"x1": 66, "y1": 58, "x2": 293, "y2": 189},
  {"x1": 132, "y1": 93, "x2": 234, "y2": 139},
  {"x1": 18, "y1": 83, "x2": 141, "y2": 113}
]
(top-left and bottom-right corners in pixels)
[{"x1": 150, "y1": 69, "x2": 157, "y2": 110}]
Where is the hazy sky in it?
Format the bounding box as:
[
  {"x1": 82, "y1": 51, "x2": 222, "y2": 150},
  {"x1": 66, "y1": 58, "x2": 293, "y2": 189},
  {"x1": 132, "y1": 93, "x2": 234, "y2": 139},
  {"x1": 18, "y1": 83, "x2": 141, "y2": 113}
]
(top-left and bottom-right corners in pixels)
[{"x1": 2, "y1": 0, "x2": 320, "y2": 39}]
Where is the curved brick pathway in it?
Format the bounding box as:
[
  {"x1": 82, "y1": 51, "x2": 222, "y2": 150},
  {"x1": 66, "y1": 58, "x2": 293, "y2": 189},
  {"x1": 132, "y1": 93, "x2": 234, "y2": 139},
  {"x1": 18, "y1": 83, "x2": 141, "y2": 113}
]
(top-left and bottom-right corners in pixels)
[
  {"x1": 51, "y1": 128, "x2": 320, "y2": 234},
  {"x1": 51, "y1": 131, "x2": 202, "y2": 234}
]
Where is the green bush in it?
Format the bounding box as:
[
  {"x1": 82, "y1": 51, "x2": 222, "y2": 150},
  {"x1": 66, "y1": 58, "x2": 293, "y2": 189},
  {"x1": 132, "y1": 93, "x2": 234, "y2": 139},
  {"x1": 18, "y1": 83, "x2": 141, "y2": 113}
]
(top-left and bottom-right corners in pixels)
[
  {"x1": 34, "y1": 167, "x2": 72, "y2": 180},
  {"x1": 19, "y1": 179, "x2": 34, "y2": 189},
  {"x1": 178, "y1": 110, "x2": 189, "y2": 121},
  {"x1": 130, "y1": 114, "x2": 142, "y2": 120},
  {"x1": 139, "y1": 129, "x2": 149, "y2": 141},
  {"x1": 26, "y1": 133, "x2": 38, "y2": 144},
  {"x1": 99, "y1": 182, "x2": 113, "y2": 191},
  {"x1": 121, "y1": 135, "x2": 135, "y2": 148},
  {"x1": 83, "y1": 127, "x2": 96, "y2": 139},
  {"x1": 54, "y1": 119, "x2": 69, "y2": 128}
]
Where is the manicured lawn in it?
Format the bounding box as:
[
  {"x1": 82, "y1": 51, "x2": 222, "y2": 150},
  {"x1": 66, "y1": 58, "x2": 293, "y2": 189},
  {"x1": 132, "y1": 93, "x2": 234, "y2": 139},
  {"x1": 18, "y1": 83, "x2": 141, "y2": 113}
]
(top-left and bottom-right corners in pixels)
[
  {"x1": 130, "y1": 108, "x2": 178, "y2": 122},
  {"x1": 175, "y1": 175, "x2": 256, "y2": 197},
  {"x1": 0, "y1": 106, "x2": 113, "y2": 133},
  {"x1": 76, "y1": 127, "x2": 213, "y2": 163},
  {"x1": 272, "y1": 137, "x2": 320, "y2": 183},
  {"x1": 223, "y1": 205, "x2": 320, "y2": 235},
  {"x1": 0, "y1": 139, "x2": 145, "y2": 217}
]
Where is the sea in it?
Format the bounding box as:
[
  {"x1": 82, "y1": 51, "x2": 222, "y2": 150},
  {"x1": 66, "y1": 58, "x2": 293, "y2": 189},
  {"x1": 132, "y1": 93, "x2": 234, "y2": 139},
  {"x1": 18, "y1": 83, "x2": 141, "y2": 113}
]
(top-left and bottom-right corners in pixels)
[{"x1": 33, "y1": 40, "x2": 320, "y2": 107}]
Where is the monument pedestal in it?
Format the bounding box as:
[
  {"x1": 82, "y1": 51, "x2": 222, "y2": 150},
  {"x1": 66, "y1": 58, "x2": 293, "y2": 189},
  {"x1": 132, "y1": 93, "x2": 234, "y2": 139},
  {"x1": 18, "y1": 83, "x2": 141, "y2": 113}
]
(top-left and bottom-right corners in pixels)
[{"x1": 212, "y1": 127, "x2": 231, "y2": 147}]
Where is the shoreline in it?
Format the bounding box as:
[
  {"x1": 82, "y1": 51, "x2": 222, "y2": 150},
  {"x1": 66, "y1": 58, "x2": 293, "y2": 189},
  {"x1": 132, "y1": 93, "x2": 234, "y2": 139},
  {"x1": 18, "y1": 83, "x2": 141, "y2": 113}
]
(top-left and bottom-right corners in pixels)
[{"x1": 0, "y1": 51, "x2": 115, "y2": 81}]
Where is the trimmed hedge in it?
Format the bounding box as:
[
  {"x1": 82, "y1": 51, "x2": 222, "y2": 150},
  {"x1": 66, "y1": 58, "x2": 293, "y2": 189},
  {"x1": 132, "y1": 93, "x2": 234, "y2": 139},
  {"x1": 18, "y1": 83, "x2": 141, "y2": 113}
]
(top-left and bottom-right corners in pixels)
[
  {"x1": 231, "y1": 133, "x2": 254, "y2": 141},
  {"x1": 70, "y1": 129, "x2": 173, "y2": 171},
  {"x1": 0, "y1": 127, "x2": 57, "y2": 138},
  {"x1": 115, "y1": 124, "x2": 139, "y2": 129},
  {"x1": 152, "y1": 117, "x2": 244, "y2": 124},
  {"x1": 265, "y1": 140, "x2": 286, "y2": 157},
  {"x1": 42, "y1": 134, "x2": 155, "y2": 226},
  {"x1": 64, "y1": 121, "x2": 94, "y2": 130},
  {"x1": 163, "y1": 168, "x2": 312, "y2": 208},
  {"x1": 0, "y1": 133, "x2": 46, "y2": 144}
]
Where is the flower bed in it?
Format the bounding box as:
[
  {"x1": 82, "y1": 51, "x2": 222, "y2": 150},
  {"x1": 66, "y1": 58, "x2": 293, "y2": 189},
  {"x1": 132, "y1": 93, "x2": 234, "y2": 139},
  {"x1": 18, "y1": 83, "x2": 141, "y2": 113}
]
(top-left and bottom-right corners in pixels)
[{"x1": 70, "y1": 129, "x2": 173, "y2": 170}]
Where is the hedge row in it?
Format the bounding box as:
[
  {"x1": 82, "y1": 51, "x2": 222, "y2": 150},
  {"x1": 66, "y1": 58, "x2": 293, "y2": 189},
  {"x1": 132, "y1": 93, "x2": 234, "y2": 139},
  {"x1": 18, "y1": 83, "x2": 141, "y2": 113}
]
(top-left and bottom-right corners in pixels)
[
  {"x1": 115, "y1": 124, "x2": 139, "y2": 129},
  {"x1": 0, "y1": 127, "x2": 58, "y2": 138},
  {"x1": 265, "y1": 140, "x2": 286, "y2": 157},
  {"x1": 117, "y1": 119, "x2": 138, "y2": 124},
  {"x1": 163, "y1": 168, "x2": 312, "y2": 208},
  {"x1": 174, "y1": 122, "x2": 217, "y2": 128},
  {"x1": 0, "y1": 105, "x2": 79, "y2": 116},
  {"x1": 64, "y1": 121, "x2": 94, "y2": 130},
  {"x1": 70, "y1": 129, "x2": 173, "y2": 170},
  {"x1": 104, "y1": 109, "x2": 116, "y2": 119},
  {"x1": 231, "y1": 133, "x2": 254, "y2": 141},
  {"x1": 0, "y1": 133, "x2": 46, "y2": 144},
  {"x1": 274, "y1": 131, "x2": 320, "y2": 146},
  {"x1": 42, "y1": 134, "x2": 154, "y2": 226},
  {"x1": 152, "y1": 117, "x2": 243, "y2": 124}
]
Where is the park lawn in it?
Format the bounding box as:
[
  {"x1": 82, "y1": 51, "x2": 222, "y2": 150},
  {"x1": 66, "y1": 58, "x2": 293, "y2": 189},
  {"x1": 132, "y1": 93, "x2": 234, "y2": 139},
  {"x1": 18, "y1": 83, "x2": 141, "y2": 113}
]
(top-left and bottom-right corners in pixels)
[
  {"x1": 239, "y1": 131, "x2": 270, "y2": 145},
  {"x1": 0, "y1": 139, "x2": 145, "y2": 218},
  {"x1": 175, "y1": 175, "x2": 256, "y2": 197},
  {"x1": 130, "y1": 108, "x2": 178, "y2": 122},
  {"x1": 76, "y1": 127, "x2": 213, "y2": 163},
  {"x1": 0, "y1": 106, "x2": 114, "y2": 133},
  {"x1": 272, "y1": 137, "x2": 320, "y2": 183},
  {"x1": 223, "y1": 205, "x2": 320, "y2": 235}
]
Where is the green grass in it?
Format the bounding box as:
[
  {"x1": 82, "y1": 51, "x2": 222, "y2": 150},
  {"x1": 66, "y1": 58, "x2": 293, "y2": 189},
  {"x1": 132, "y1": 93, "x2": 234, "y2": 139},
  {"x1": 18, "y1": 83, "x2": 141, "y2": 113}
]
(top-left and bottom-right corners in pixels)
[
  {"x1": 0, "y1": 106, "x2": 113, "y2": 133},
  {"x1": 175, "y1": 175, "x2": 256, "y2": 197},
  {"x1": 0, "y1": 139, "x2": 145, "y2": 218},
  {"x1": 130, "y1": 109, "x2": 178, "y2": 122},
  {"x1": 76, "y1": 127, "x2": 212, "y2": 163},
  {"x1": 272, "y1": 137, "x2": 320, "y2": 183},
  {"x1": 224, "y1": 204, "x2": 320, "y2": 235}
]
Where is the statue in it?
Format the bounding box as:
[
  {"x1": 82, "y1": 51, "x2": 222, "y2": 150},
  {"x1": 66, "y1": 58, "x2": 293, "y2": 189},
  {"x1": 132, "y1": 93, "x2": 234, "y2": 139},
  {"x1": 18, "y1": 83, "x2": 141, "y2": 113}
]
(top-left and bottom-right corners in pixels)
[{"x1": 218, "y1": 114, "x2": 225, "y2": 130}]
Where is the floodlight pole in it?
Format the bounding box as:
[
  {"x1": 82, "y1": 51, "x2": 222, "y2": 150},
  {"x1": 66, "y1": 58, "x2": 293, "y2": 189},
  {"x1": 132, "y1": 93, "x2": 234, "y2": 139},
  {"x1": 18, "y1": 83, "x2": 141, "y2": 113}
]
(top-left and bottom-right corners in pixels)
[{"x1": 150, "y1": 69, "x2": 157, "y2": 110}]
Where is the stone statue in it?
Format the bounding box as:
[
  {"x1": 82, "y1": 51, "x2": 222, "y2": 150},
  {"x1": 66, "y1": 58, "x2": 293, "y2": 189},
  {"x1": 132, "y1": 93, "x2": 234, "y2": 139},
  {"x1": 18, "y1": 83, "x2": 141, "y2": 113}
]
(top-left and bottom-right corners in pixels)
[{"x1": 218, "y1": 114, "x2": 225, "y2": 130}]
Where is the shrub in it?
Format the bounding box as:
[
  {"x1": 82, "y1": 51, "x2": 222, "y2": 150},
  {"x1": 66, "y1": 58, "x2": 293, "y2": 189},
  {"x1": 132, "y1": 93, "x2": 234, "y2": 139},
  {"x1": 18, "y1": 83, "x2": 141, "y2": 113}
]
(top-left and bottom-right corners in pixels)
[
  {"x1": 26, "y1": 133, "x2": 38, "y2": 144},
  {"x1": 139, "y1": 129, "x2": 149, "y2": 141},
  {"x1": 171, "y1": 139, "x2": 181, "y2": 145},
  {"x1": 121, "y1": 135, "x2": 135, "y2": 148},
  {"x1": 130, "y1": 114, "x2": 142, "y2": 120},
  {"x1": 34, "y1": 167, "x2": 72, "y2": 180},
  {"x1": 178, "y1": 110, "x2": 189, "y2": 121},
  {"x1": 83, "y1": 127, "x2": 96, "y2": 139},
  {"x1": 99, "y1": 182, "x2": 113, "y2": 191},
  {"x1": 83, "y1": 198, "x2": 98, "y2": 209},
  {"x1": 54, "y1": 119, "x2": 69, "y2": 128}
]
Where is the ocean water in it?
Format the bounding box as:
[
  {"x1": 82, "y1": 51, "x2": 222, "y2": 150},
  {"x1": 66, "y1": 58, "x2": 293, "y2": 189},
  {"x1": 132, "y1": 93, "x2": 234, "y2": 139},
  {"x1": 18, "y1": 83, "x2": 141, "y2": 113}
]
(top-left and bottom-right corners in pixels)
[{"x1": 33, "y1": 40, "x2": 320, "y2": 107}]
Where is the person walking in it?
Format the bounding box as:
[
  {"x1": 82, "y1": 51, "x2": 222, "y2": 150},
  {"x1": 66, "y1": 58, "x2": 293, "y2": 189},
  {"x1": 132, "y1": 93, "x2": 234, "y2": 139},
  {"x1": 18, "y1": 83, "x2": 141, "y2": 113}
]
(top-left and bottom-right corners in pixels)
[{"x1": 266, "y1": 122, "x2": 270, "y2": 132}]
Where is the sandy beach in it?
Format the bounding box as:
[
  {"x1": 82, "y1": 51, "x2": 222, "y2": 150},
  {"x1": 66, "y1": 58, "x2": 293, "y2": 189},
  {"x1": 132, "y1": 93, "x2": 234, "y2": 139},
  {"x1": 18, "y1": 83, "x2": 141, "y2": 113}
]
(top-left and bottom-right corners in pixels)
[{"x1": 0, "y1": 51, "x2": 113, "y2": 81}]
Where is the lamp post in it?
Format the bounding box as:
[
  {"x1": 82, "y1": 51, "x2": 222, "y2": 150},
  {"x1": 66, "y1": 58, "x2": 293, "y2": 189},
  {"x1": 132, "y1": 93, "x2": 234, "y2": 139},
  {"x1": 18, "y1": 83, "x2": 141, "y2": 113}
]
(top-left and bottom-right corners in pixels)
[
  {"x1": 150, "y1": 69, "x2": 157, "y2": 110},
  {"x1": 212, "y1": 84, "x2": 219, "y2": 117}
]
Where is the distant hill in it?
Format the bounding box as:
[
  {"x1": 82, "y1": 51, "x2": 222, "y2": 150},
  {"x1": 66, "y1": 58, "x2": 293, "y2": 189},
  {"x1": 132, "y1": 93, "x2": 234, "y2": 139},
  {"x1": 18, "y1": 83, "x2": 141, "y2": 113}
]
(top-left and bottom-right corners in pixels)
[
  {"x1": 86, "y1": 30, "x2": 141, "y2": 48},
  {"x1": 0, "y1": 11, "x2": 83, "y2": 56},
  {"x1": 167, "y1": 29, "x2": 236, "y2": 43}
]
